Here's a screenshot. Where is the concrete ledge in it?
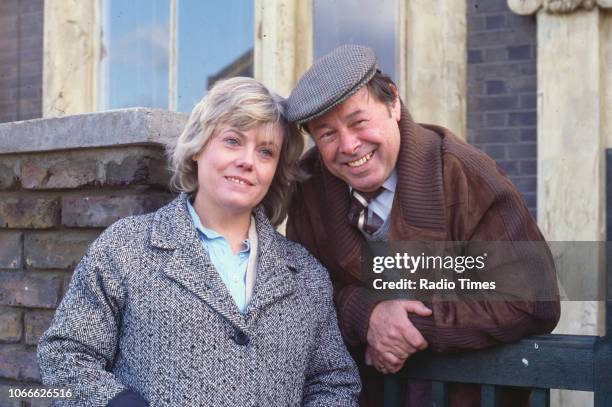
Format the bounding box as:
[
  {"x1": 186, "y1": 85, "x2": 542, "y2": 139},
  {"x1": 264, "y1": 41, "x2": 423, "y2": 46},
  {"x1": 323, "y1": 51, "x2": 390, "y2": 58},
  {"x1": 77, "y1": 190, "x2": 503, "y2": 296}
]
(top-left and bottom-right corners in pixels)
[{"x1": 0, "y1": 108, "x2": 188, "y2": 154}]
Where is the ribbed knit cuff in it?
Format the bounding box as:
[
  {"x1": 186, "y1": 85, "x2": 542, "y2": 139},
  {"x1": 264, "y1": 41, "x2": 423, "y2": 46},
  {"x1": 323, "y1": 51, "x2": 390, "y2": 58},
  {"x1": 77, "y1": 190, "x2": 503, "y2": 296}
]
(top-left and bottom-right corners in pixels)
[{"x1": 407, "y1": 314, "x2": 439, "y2": 350}]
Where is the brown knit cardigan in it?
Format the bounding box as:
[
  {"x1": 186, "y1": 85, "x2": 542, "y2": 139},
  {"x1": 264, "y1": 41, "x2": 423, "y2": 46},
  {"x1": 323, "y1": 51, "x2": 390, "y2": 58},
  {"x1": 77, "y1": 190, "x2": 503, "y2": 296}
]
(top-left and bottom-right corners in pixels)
[{"x1": 286, "y1": 105, "x2": 560, "y2": 406}]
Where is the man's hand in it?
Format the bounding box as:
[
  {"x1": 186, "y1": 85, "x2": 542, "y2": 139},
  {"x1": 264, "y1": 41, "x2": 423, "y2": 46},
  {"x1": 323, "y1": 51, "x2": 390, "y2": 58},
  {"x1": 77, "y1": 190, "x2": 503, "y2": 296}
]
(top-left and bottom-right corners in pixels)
[{"x1": 365, "y1": 300, "x2": 432, "y2": 373}]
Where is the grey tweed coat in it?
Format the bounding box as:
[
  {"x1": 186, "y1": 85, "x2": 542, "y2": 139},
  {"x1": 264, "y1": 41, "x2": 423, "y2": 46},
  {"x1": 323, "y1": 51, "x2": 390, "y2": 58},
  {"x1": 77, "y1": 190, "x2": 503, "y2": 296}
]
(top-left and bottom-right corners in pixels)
[{"x1": 37, "y1": 193, "x2": 360, "y2": 406}]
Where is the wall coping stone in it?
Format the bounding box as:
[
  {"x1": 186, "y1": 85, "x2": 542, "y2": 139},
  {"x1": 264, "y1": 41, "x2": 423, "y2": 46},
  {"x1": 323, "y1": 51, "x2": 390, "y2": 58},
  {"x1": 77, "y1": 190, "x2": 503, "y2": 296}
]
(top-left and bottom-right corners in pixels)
[{"x1": 0, "y1": 108, "x2": 188, "y2": 154}]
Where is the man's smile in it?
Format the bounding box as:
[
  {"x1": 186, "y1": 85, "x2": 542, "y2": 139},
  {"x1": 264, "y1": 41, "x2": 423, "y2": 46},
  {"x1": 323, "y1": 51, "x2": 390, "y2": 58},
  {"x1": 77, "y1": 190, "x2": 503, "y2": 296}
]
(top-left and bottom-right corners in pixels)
[{"x1": 346, "y1": 150, "x2": 375, "y2": 168}]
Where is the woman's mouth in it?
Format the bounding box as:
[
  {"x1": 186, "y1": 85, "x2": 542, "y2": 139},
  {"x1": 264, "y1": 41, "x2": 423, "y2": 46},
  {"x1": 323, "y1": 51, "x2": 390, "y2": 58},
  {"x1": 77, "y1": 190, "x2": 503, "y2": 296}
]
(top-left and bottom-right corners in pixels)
[{"x1": 225, "y1": 176, "x2": 253, "y2": 186}]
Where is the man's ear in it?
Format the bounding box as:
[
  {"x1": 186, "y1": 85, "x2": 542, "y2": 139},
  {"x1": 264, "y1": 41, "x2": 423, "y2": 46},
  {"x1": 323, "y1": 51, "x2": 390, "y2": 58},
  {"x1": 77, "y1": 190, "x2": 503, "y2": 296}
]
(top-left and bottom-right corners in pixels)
[{"x1": 389, "y1": 84, "x2": 401, "y2": 122}]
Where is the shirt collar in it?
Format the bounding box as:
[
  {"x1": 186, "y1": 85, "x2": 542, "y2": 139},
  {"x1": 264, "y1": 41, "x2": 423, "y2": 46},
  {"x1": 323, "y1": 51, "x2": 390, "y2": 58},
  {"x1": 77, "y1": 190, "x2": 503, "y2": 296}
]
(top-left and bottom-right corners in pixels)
[
  {"x1": 349, "y1": 168, "x2": 397, "y2": 194},
  {"x1": 186, "y1": 199, "x2": 251, "y2": 253}
]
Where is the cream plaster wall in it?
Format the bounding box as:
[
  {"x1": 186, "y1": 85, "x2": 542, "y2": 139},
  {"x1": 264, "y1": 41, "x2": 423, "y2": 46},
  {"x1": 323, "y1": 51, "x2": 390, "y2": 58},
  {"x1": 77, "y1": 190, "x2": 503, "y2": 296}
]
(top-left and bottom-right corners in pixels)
[
  {"x1": 533, "y1": 5, "x2": 612, "y2": 406},
  {"x1": 254, "y1": 0, "x2": 313, "y2": 98},
  {"x1": 398, "y1": 0, "x2": 467, "y2": 138},
  {"x1": 43, "y1": 0, "x2": 99, "y2": 117}
]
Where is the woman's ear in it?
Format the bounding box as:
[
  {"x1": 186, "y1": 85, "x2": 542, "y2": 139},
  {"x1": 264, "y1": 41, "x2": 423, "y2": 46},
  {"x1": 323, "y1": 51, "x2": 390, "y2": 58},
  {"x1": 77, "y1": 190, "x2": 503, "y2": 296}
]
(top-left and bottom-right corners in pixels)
[{"x1": 192, "y1": 149, "x2": 202, "y2": 162}]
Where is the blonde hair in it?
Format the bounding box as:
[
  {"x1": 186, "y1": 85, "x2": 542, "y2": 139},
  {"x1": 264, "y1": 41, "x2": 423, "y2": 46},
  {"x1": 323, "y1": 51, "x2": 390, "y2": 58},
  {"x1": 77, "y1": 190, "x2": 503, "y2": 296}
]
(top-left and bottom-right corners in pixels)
[{"x1": 169, "y1": 77, "x2": 304, "y2": 226}]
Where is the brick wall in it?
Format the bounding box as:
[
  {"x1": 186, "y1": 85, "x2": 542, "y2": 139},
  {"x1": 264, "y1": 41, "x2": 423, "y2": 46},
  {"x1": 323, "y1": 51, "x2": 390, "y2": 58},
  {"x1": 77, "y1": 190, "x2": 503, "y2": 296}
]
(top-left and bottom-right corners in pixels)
[
  {"x1": 0, "y1": 109, "x2": 185, "y2": 405},
  {"x1": 0, "y1": 0, "x2": 44, "y2": 124},
  {"x1": 467, "y1": 0, "x2": 538, "y2": 219}
]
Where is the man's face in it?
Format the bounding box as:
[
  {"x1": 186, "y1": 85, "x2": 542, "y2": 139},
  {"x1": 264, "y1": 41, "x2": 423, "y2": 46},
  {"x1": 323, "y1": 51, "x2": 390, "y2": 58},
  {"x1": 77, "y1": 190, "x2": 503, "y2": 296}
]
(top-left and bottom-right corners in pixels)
[{"x1": 307, "y1": 87, "x2": 401, "y2": 192}]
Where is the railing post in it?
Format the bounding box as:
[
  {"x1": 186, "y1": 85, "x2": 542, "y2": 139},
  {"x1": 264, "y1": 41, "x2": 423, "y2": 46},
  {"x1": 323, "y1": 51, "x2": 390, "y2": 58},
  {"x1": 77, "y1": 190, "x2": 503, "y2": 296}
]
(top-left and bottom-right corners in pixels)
[
  {"x1": 480, "y1": 385, "x2": 498, "y2": 407},
  {"x1": 596, "y1": 150, "x2": 612, "y2": 406},
  {"x1": 383, "y1": 376, "x2": 404, "y2": 406},
  {"x1": 531, "y1": 388, "x2": 550, "y2": 407},
  {"x1": 431, "y1": 381, "x2": 448, "y2": 407}
]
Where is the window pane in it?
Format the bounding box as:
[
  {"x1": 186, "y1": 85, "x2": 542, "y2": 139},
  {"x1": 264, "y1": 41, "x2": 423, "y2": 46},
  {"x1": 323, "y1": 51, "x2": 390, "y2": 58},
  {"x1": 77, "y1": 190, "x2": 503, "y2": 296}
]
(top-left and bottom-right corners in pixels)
[
  {"x1": 313, "y1": 0, "x2": 397, "y2": 81},
  {"x1": 100, "y1": 0, "x2": 170, "y2": 110},
  {"x1": 177, "y1": 1, "x2": 253, "y2": 112}
]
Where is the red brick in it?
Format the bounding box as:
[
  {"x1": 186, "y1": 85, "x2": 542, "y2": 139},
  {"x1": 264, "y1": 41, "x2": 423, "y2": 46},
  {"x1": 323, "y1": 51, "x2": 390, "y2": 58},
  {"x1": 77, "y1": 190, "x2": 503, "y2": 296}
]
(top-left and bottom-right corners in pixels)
[
  {"x1": 21, "y1": 157, "x2": 98, "y2": 190},
  {"x1": 0, "y1": 306, "x2": 22, "y2": 342},
  {"x1": 62, "y1": 194, "x2": 172, "y2": 228},
  {"x1": 24, "y1": 310, "x2": 54, "y2": 346},
  {"x1": 0, "y1": 231, "x2": 22, "y2": 269},
  {"x1": 28, "y1": 396, "x2": 54, "y2": 407},
  {"x1": 0, "y1": 344, "x2": 39, "y2": 381},
  {"x1": 0, "y1": 271, "x2": 61, "y2": 309},
  {"x1": 0, "y1": 383, "x2": 22, "y2": 406},
  {"x1": 103, "y1": 150, "x2": 170, "y2": 187},
  {"x1": 24, "y1": 231, "x2": 99, "y2": 270},
  {"x1": 0, "y1": 197, "x2": 59, "y2": 229},
  {"x1": 0, "y1": 158, "x2": 20, "y2": 190}
]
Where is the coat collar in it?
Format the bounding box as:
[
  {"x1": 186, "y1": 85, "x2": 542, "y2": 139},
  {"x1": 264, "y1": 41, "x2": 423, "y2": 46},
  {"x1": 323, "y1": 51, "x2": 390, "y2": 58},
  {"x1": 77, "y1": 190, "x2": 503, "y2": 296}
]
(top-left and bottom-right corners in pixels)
[
  {"x1": 315, "y1": 103, "x2": 448, "y2": 274},
  {"x1": 150, "y1": 193, "x2": 295, "y2": 331}
]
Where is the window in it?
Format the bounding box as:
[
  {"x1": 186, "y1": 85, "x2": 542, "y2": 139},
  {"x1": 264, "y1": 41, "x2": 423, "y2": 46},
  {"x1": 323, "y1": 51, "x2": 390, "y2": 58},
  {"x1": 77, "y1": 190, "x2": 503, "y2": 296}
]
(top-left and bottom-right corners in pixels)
[
  {"x1": 313, "y1": 0, "x2": 397, "y2": 81},
  {"x1": 99, "y1": 0, "x2": 253, "y2": 112}
]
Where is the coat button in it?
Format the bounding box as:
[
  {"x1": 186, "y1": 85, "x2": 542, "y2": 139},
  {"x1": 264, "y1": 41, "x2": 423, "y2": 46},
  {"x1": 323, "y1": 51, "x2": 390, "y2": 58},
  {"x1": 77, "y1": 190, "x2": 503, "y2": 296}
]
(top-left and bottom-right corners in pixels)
[{"x1": 232, "y1": 330, "x2": 250, "y2": 346}]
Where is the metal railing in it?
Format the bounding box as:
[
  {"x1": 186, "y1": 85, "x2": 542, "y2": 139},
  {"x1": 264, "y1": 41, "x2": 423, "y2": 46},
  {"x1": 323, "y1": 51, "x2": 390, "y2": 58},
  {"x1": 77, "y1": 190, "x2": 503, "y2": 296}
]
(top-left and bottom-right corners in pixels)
[{"x1": 379, "y1": 150, "x2": 612, "y2": 406}]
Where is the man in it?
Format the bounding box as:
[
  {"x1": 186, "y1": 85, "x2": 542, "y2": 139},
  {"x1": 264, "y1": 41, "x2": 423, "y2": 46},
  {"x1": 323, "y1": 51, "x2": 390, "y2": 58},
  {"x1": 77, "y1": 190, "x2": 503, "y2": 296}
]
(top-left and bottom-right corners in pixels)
[{"x1": 285, "y1": 45, "x2": 560, "y2": 406}]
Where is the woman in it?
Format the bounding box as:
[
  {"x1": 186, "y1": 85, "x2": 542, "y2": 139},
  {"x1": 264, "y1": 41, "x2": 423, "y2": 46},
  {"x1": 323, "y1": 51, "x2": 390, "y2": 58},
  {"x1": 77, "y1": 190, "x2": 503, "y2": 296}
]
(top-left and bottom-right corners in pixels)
[{"x1": 37, "y1": 77, "x2": 360, "y2": 406}]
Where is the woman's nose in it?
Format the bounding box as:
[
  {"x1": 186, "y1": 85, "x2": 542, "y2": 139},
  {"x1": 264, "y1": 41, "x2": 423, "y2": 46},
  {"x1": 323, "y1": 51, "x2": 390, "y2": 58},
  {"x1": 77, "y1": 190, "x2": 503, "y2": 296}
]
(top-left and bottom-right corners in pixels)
[{"x1": 236, "y1": 149, "x2": 254, "y2": 170}]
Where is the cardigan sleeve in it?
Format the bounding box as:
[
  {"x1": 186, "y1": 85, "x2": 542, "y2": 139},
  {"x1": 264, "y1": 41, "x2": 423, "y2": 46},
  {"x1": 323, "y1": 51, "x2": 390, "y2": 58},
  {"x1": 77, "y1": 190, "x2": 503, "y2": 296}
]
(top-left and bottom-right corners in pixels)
[
  {"x1": 37, "y1": 241, "x2": 136, "y2": 406},
  {"x1": 301, "y1": 264, "x2": 361, "y2": 406},
  {"x1": 407, "y1": 156, "x2": 561, "y2": 353}
]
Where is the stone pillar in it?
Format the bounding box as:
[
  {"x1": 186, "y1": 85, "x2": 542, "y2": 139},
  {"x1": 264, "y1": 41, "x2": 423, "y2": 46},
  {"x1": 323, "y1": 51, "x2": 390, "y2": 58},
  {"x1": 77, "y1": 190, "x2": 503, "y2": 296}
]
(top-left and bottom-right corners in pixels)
[
  {"x1": 254, "y1": 0, "x2": 313, "y2": 98},
  {"x1": 43, "y1": 0, "x2": 100, "y2": 117},
  {"x1": 398, "y1": 0, "x2": 467, "y2": 138},
  {"x1": 0, "y1": 109, "x2": 185, "y2": 396},
  {"x1": 507, "y1": 1, "x2": 612, "y2": 405}
]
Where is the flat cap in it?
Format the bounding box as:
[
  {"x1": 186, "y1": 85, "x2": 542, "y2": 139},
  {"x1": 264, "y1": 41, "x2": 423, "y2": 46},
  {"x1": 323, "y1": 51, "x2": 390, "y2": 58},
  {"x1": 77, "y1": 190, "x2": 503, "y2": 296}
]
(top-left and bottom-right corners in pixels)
[{"x1": 286, "y1": 44, "x2": 378, "y2": 124}]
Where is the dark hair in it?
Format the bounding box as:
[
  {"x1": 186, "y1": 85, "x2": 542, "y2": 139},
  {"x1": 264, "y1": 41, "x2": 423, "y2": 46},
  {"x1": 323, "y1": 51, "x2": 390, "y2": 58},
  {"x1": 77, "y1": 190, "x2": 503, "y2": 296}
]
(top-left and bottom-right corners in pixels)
[{"x1": 365, "y1": 70, "x2": 397, "y2": 111}]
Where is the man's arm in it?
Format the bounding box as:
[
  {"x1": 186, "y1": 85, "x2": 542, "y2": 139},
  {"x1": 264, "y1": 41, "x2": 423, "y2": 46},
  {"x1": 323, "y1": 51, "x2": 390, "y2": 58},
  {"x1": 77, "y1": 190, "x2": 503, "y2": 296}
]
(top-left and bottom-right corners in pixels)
[{"x1": 403, "y1": 153, "x2": 560, "y2": 353}]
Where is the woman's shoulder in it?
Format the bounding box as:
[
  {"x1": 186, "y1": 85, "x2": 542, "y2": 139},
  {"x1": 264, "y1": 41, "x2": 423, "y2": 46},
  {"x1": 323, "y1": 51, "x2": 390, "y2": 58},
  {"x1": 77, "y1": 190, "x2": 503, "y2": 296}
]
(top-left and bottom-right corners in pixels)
[
  {"x1": 273, "y1": 233, "x2": 333, "y2": 290},
  {"x1": 87, "y1": 211, "x2": 162, "y2": 262},
  {"x1": 101, "y1": 212, "x2": 156, "y2": 241},
  {"x1": 93, "y1": 195, "x2": 182, "y2": 252}
]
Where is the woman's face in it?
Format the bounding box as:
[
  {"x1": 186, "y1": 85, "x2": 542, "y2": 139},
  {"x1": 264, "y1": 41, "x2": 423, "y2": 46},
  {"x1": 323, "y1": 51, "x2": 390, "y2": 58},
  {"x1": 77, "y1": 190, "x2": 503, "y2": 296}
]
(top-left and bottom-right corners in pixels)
[{"x1": 193, "y1": 122, "x2": 283, "y2": 217}]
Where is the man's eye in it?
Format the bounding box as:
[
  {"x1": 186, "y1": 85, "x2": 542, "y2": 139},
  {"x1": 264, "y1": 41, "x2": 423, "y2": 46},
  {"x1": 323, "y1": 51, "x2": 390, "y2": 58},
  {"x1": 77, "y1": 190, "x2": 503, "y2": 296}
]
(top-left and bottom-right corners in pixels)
[{"x1": 319, "y1": 132, "x2": 334, "y2": 140}]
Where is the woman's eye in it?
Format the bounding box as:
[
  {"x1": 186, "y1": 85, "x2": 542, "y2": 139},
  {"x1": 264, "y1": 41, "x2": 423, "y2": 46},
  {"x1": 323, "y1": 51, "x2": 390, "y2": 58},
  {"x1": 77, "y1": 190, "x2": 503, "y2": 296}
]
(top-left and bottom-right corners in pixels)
[
  {"x1": 259, "y1": 148, "x2": 274, "y2": 157},
  {"x1": 224, "y1": 137, "x2": 239, "y2": 146}
]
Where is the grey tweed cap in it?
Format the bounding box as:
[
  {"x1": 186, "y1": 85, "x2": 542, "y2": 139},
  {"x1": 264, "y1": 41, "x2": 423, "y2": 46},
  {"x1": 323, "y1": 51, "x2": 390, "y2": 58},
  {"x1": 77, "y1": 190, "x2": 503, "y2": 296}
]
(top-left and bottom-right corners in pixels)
[{"x1": 286, "y1": 44, "x2": 378, "y2": 124}]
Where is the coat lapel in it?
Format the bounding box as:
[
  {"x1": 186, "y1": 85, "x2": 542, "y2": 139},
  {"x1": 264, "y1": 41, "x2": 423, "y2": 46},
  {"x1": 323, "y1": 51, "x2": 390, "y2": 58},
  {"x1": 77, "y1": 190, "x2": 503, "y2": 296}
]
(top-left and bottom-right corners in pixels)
[
  {"x1": 151, "y1": 194, "x2": 247, "y2": 330},
  {"x1": 163, "y1": 243, "x2": 248, "y2": 330},
  {"x1": 246, "y1": 208, "x2": 296, "y2": 317}
]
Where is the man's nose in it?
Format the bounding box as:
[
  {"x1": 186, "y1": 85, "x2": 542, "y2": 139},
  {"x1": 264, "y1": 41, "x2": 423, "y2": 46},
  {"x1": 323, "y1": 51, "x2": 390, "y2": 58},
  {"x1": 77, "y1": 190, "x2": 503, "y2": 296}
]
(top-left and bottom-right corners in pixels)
[{"x1": 338, "y1": 129, "x2": 361, "y2": 155}]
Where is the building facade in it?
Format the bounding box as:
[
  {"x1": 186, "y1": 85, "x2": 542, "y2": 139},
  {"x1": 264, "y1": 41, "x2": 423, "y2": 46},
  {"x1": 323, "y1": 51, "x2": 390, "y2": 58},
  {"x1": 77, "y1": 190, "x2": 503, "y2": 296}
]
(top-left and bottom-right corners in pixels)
[{"x1": 1, "y1": 0, "x2": 611, "y2": 405}]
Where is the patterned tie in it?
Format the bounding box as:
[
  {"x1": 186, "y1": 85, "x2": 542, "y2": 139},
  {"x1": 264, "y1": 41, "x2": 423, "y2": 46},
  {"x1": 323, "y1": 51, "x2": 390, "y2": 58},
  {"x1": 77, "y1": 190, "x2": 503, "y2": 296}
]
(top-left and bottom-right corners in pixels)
[{"x1": 347, "y1": 187, "x2": 385, "y2": 234}]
